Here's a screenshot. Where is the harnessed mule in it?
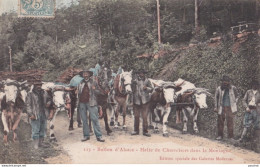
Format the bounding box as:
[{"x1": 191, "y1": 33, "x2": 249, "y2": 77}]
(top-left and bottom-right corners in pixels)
[{"x1": 113, "y1": 70, "x2": 133, "y2": 130}]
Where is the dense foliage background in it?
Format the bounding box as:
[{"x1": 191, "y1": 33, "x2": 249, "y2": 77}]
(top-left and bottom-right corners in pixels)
[{"x1": 0, "y1": 0, "x2": 259, "y2": 79}]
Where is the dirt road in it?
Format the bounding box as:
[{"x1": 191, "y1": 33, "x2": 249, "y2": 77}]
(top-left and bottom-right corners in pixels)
[{"x1": 45, "y1": 111, "x2": 260, "y2": 164}]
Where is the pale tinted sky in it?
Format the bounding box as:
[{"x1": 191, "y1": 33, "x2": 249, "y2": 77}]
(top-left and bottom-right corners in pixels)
[{"x1": 0, "y1": 0, "x2": 77, "y2": 14}]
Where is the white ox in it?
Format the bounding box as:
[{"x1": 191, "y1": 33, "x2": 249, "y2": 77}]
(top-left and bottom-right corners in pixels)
[
  {"x1": 173, "y1": 78, "x2": 212, "y2": 134},
  {"x1": 42, "y1": 82, "x2": 71, "y2": 142},
  {"x1": 1, "y1": 79, "x2": 28, "y2": 142}
]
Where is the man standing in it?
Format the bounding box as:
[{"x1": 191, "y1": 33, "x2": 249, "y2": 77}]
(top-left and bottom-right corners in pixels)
[
  {"x1": 131, "y1": 69, "x2": 153, "y2": 137},
  {"x1": 26, "y1": 80, "x2": 51, "y2": 149},
  {"x1": 77, "y1": 69, "x2": 105, "y2": 142},
  {"x1": 214, "y1": 75, "x2": 239, "y2": 140},
  {"x1": 239, "y1": 80, "x2": 260, "y2": 142}
]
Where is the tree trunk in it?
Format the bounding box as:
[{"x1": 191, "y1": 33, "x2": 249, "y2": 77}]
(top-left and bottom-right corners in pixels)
[
  {"x1": 195, "y1": 0, "x2": 199, "y2": 33},
  {"x1": 98, "y1": 26, "x2": 102, "y2": 59},
  {"x1": 182, "y1": 0, "x2": 186, "y2": 23},
  {"x1": 256, "y1": 0, "x2": 259, "y2": 22},
  {"x1": 157, "y1": 0, "x2": 161, "y2": 44}
]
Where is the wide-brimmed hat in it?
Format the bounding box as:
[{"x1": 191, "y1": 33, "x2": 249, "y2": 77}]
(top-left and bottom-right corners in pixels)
[
  {"x1": 79, "y1": 69, "x2": 94, "y2": 77},
  {"x1": 136, "y1": 69, "x2": 148, "y2": 74},
  {"x1": 221, "y1": 75, "x2": 231, "y2": 82},
  {"x1": 252, "y1": 80, "x2": 259, "y2": 87}
]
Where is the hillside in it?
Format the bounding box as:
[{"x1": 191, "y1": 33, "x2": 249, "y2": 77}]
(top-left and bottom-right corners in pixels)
[{"x1": 153, "y1": 32, "x2": 260, "y2": 152}]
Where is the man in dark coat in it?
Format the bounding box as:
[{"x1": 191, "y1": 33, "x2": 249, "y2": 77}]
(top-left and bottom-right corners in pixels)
[
  {"x1": 131, "y1": 69, "x2": 153, "y2": 137},
  {"x1": 26, "y1": 80, "x2": 52, "y2": 149}
]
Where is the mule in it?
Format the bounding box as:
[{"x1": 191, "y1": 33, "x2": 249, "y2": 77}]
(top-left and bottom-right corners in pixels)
[{"x1": 113, "y1": 70, "x2": 133, "y2": 130}]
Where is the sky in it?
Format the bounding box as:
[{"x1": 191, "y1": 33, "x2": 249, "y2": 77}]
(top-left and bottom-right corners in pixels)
[{"x1": 0, "y1": 0, "x2": 78, "y2": 14}]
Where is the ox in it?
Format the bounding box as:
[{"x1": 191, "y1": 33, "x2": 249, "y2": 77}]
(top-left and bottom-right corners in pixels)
[
  {"x1": 113, "y1": 70, "x2": 133, "y2": 130},
  {"x1": 174, "y1": 78, "x2": 212, "y2": 134},
  {"x1": 42, "y1": 82, "x2": 72, "y2": 142},
  {"x1": 149, "y1": 79, "x2": 181, "y2": 137},
  {"x1": 1, "y1": 79, "x2": 28, "y2": 142}
]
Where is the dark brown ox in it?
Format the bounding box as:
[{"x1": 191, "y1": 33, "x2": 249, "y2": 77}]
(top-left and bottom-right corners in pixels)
[
  {"x1": 149, "y1": 79, "x2": 182, "y2": 137},
  {"x1": 175, "y1": 88, "x2": 212, "y2": 134}
]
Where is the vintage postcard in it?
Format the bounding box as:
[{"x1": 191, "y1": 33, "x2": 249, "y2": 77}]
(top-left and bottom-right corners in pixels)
[{"x1": 0, "y1": 0, "x2": 259, "y2": 165}]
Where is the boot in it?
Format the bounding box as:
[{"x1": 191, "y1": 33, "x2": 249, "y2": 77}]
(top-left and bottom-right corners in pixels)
[
  {"x1": 39, "y1": 138, "x2": 49, "y2": 148},
  {"x1": 33, "y1": 139, "x2": 39, "y2": 149},
  {"x1": 238, "y1": 128, "x2": 247, "y2": 142}
]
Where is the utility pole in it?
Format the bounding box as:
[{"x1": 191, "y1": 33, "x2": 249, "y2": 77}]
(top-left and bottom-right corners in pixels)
[
  {"x1": 8, "y1": 46, "x2": 12, "y2": 72},
  {"x1": 156, "y1": 0, "x2": 161, "y2": 44}
]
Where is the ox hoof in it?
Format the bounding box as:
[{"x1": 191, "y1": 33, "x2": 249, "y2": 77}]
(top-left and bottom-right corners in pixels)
[
  {"x1": 123, "y1": 126, "x2": 127, "y2": 131},
  {"x1": 107, "y1": 129, "x2": 112, "y2": 135},
  {"x1": 194, "y1": 130, "x2": 199, "y2": 134},
  {"x1": 13, "y1": 138, "x2": 19, "y2": 143},
  {"x1": 182, "y1": 131, "x2": 187, "y2": 134},
  {"x1": 114, "y1": 126, "x2": 119, "y2": 129},
  {"x1": 3, "y1": 135, "x2": 8, "y2": 143},
  {"x1": 110, "y1": 121, "x2": 114, "y2": 126},
  {"x1": 163, "y1": 133, "x2": 169, "y2": 137},
  {"x1": 148, "y1": 125, "x2": 154, "y2": 129},
  {"x1": 69, "y1": 127, "x2": 74, "y2": 131},
  {"x1": 154, "y1": 129, "x2": 159, "y2": 134},
  {"x1": 50, "y1": 138, "x2": 57, "y2": 142}
]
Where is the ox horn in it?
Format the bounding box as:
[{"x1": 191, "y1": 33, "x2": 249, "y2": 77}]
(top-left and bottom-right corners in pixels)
[
  {"x1": 175, "y1": 80, "x2": 185, "y2": 87},
  {"x1": 194, "y1": 88, "x2": 212, "y2": 97},
  {"x1": 19, "y1": 80, "x2": 27, "y2": 85}
]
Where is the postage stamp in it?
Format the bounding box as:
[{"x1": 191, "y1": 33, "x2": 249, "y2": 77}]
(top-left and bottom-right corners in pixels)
[{"x1": 18, "y1": 0, "x2": 55, "y2": 18}]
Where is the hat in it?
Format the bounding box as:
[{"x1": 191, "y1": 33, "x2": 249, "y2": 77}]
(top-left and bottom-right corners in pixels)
[
  {"x1": 252, "y1": 80, "x2": 259, "y2": 87},
  {"x1": 136, "y1": 69, "x2": 148, "y2": 74},
  {"x1": 79, "y1": 69, "x2": 94, "y2": 77},
  {"x1": 112, "y1": 73, "x2": 117, "y2": 77},
  {"x1": 221, "y1": 75, "x2": 231, "y2": 82},
  {"x1": 34, "y1": 80, "x2": 43, "y2": 85}
]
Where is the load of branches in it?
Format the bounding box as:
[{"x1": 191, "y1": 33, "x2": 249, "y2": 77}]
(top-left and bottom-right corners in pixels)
[
  {"x1": 0, "y1": 70, "x2": 46, "y2": 84},
  {"x1": 56, "y1": 67, "x2": 82, "y2": 84}
]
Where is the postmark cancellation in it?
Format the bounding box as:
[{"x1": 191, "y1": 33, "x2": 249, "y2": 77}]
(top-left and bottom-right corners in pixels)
[{"x1": 18, "y1": 0, "x2": 55, "y2": 18}]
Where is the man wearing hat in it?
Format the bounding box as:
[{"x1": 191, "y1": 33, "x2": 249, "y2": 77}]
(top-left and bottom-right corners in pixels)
[
  {"x1": 77, "y1": 69, "x2": 105, "y2": 142},
  {"x1": 131, "y1": 69, "x2": 153, "y2": 137},
  {"x1": 26, "y1": 80, "x2": 52, "y2": 149},
  {"x1": 214, "y1": 75, "x2": 239, "y2": 140},
  {"x1": 239, "y1": 80, "x2": 260, "y2": 142}
]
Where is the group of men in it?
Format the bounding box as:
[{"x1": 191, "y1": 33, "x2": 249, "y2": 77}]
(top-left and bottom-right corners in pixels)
[
  {"x1": 214, "y1": 76, "x2": 260, "y2": 142},
  {"x1": 23, "y1": 61, "x2": 259, "y2": 148}
]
